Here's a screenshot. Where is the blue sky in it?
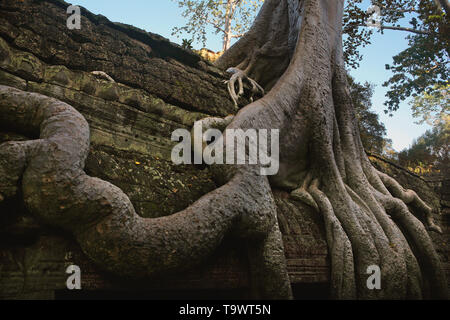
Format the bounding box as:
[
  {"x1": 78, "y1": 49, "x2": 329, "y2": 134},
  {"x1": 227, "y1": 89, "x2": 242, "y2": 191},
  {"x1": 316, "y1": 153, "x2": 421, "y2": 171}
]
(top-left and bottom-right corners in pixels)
[{"x1": 70, "y1": 0, "x2": 432, "y2": 151}]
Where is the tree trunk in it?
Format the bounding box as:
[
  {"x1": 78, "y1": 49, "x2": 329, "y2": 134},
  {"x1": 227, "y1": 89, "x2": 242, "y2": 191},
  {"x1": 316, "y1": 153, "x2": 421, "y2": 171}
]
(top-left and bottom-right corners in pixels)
[
  {"x1": 222, "y1": 0, "x2": 235, "y2": 52},
  {"x1": 215, "y1": 0, "x2": 447, "y2": 299},
  {"x1": 0, "y1": 0, "x2": 447, "y2": 299}
]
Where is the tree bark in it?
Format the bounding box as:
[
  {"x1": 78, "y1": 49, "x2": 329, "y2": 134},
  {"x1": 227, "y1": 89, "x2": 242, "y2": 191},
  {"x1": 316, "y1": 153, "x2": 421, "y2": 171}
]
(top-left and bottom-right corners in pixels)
[{"x1": 222, "y1": 0, "x2": 242, "y2": 52}]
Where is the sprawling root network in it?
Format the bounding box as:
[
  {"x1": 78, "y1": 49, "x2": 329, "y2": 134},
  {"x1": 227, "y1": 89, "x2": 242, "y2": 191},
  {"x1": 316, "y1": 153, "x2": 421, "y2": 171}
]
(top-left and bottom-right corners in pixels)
[{"x1": 215, "y1": 0, "x2": 447, "y2": 299}]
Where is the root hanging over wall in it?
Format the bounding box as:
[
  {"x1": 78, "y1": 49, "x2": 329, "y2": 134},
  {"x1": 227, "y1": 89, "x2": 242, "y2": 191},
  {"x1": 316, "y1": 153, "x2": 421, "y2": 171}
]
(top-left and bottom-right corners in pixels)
[{"x1": 0, "y1": 85, "x2": 292, "y2": 299}]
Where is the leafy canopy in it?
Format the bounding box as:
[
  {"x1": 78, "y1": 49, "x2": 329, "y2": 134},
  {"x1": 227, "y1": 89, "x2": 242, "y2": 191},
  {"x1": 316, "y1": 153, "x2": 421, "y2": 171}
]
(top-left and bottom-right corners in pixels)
[
  {"x1": 348, "y1": 75, "x2": 392, "y2": 155},
  {"x1": 397, "y1": 83, "x2": 449, "y2": 172},
  {"x1": 397, "y1": 125, "x2": 449, "y2": 172},
  {"x1": 344, "y1": 0, "x2": 449, "y2": 113},
  {"x1": 171, "y1": 0, "x2": 264, "y2": 51},
  {"x1": 411, "y1": 83, "x2": 449, "y2": 127}
]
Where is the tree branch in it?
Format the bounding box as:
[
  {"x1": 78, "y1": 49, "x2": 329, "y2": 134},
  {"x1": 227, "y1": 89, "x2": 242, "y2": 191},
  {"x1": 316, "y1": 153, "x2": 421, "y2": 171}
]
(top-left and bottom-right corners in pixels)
[
  {"x1": 380, "y1": 25, "x2": 431, "y2": 35},
  {"x1": 205, "y1": 18, "x2": 227, "y2": 35},
  {"x1": 231, "y1": 32, "x2": 246, "y2": 38},
  {"x1": 358, "y1": 24, "x2": 431, "y2": 35}
]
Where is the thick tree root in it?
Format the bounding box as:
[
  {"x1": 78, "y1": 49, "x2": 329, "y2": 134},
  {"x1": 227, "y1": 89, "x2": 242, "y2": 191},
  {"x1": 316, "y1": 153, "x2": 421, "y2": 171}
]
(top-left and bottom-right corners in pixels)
[
  {"x1": 290, "y1": 173, "x2": 319, "y2": 212},
  {"x1": 309, "y1": 179, "x2": 356, "y2": 299},
  {"x1": 0, "y1": 85, "x2": 292, "y2": 299},
  {"x1": 91, "y1": 71, "x2": 115, "y2": 83},
  {"x1": 0, "y1": 140, "x2": 40, "y2": 201},
  {"x1": 191, "y1": 114, "x2": 235, "y2": 163},
  {"x1": 377, "y1": 170, "x2": 442, "y2": 233},
  {"x1": 374, "y1": 186, "x2": 447, "y2": 296}
]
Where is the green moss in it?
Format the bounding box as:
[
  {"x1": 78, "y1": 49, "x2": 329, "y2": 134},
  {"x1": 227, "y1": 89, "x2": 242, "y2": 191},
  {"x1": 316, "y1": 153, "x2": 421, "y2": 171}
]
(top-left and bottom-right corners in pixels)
[
  {"x1": 119, "y1": 88, "x2": 143, "y2": 109},
  {"x1": 44, "y1": 66, "x2": 72, "y2": 86},
  {"x1": 96, "y1": 82, "x2": 120, "y2": 101},
  {"x1": 12, "y1": 52, "x2": 43, "y2": 82},
  {"x1": 79, "y1": 74, "x2": 97, "y2": 95}
]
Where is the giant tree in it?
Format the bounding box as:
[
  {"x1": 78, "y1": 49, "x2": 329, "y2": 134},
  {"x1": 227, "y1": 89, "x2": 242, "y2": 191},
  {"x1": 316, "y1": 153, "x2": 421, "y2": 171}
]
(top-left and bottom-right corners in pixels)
[{"x1": 0, "y1": 0, "x2": 448, "y2": 300}]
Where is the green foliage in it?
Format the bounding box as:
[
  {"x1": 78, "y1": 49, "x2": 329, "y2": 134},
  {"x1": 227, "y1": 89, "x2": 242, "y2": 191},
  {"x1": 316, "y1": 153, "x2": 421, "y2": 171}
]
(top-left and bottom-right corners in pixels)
[
  {"x1": 399, "y1": 82, "x2": 449, "y2": 172},
  {"x1": 343, "y1": 0, "x2": 376, "y2": 69},
  {"x1": 344, "y1": 1, "x2": 449, "y2": 114},
  {"x1": 379, "y1": 0, "x2": 448, "y2": 113},
  {"x1": 171, "y1": 0, "x2": 264, "y2": 50},
  {"x1": 397, "y1": 124, "x2": 449, "y2": 172},
  {"x1": 411, "y1": 83, "x2": 449, "y2": 127},
  {"x1": 343, "y1": 1, "x2": 449, "y2": 169},
  {"x1": 182, "y1": 38, "x2": 194, "y2": 50},
  {"x1": 348, "y1": 75, "x2": 392, "y2": 154}
]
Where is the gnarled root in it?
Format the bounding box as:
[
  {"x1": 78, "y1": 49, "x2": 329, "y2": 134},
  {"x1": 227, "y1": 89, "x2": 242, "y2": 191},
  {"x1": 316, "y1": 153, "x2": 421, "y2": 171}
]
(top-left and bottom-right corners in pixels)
[
  {"x1": 377, "y1": 171, "x2": 442, "y2": 233},
  {"x1": 309, "y1": 179, "x2": 356, "y2": 299},
  {"x1": 0, "y1": 85, "x2": 292, "y2": 299},
  {"x1": 375, "y1": 191, "x2": 448, "y2": 298},
  {"x1": 91, "y1": 71, "x2": 115, "y2": 83},
  {"x1": 191, "y1": 115, "x2": 235, "y2": 162},
  {"x1": 297, "y1": 167, "x2": 443, "y2": 299},
  {"x1": 0, "y1": 140, "x2": 40, "y2": 202},
  {"x1": 225, "y1": 68, "x2": 265, "y2": 108},
  {"x1": 290, "y1": 172, "x2": 319, "y2": 212}
]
